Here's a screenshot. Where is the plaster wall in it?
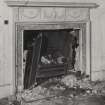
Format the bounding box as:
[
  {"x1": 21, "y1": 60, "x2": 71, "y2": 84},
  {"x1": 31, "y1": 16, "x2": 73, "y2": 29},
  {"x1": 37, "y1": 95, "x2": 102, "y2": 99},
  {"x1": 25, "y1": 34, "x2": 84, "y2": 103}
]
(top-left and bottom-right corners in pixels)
[{"x1": 0, "y1": 0, "x2": 105, "y2": 98}]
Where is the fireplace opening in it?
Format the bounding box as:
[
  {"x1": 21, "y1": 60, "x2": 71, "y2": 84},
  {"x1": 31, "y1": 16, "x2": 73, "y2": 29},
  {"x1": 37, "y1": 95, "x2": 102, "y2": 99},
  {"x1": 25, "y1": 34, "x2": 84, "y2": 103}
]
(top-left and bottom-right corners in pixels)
[{"x1": 23, "y1": 29, "x2": 79, "y2": 89}]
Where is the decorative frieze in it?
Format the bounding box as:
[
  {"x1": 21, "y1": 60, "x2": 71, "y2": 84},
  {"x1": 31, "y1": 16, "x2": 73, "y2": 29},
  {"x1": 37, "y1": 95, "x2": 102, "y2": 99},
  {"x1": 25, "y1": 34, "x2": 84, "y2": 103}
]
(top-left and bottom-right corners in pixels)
[{"x1": 18, "y1": 7, "x2": 89, "y2": 22}]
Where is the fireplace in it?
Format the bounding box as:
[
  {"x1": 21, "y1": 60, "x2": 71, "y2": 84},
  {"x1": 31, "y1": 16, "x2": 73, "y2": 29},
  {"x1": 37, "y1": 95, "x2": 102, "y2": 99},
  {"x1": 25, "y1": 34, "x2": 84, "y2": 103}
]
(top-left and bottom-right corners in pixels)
[
  {"x1": 23, "y1": 29, "x2": 80, "y2": 89},
  {"x1": 16, "y1": 22, "x2": 86, "y2": 91},
  {"x1": 5, "y1": 1, "x2": 98, "y2": 93}
]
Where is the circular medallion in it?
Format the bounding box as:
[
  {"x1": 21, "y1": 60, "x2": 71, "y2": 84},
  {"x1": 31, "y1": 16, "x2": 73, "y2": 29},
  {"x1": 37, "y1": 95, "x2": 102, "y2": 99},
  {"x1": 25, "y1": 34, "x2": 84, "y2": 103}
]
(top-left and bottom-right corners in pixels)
[
  {"x1": 67, "y1": 9, "x2": 81, "y2": 18},
  {"x1": 22, "y1": 8, "x2": 40, "y2": 18}
]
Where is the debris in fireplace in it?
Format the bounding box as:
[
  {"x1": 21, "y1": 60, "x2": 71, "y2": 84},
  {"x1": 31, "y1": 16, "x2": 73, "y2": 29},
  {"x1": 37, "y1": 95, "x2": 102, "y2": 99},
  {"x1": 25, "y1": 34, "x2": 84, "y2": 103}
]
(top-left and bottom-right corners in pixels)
[
  {"x1": 57, "y1": 56, "x2": 66, "y2": 64},
  {"x1": 23, "y1": 30, "x2": 84, "y2": 92},
  {"x1": 19, "y1": 72, "x2": 105, "y2": 105},
  {"x1": 41, "y1": 56, "x2": 51, "y2": 64},
  {"x1": 74, "y1": 46, "x2": 80, "y2": 72},
  {"x1": 1, "y1": 79, "x2": 105, "y2": 105},
  {"x1": 41, "y1": 54, "x2": 67, "y2": 65},
  {"x1": 23, "y1": 50, "x2": 28, "y2": 74}
]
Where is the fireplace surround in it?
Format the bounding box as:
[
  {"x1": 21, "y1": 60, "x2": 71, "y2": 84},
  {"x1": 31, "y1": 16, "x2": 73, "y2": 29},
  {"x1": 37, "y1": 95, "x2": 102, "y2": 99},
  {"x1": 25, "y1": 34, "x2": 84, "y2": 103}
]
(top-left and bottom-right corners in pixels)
[
  {"x1": 5, "y1": 1, "x2": 98, "y2": 93},
  {"x1": 16, "y1": 22, "x2": 86, "y2": 90}
]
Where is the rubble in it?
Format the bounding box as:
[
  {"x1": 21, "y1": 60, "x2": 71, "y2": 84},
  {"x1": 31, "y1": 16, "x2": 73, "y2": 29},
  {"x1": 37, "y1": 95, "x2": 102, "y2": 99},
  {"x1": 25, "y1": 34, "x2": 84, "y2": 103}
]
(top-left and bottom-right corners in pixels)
[
  {"x1": 23, "y1": 50, "x2": 28, "y2": 74},
  {"x1": 91, "y1": 81, "x2": 105, "y2": 95},
  {"x1": 1, "y1": 73, "x2": 105, "y2": 105},
  {"x1": 40, "y1": 53, "x2": 66, "y2": 65},
  {"x1": 61, "y1": 74, "x2": 77, "y2": 88},
  {"x1": 57, "y1": 56, "x2": 65, "y2": 64},
  {"x1": 20, "y1": 73, "x2": 105, "y2": 105},
  {"x1": 21, "y1": 86, "x2": 48, "y2": 101},
  {"x1": 74, "y1": 46, "x2": 80, "y2": 72},
  {"x1": 41, "y1": 56, "x2": 51, "y2": 64}
]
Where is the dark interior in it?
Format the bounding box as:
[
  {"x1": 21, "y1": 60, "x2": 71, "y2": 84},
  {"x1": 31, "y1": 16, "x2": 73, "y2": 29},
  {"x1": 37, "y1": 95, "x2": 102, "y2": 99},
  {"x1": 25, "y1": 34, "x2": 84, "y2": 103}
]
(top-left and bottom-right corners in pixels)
[{"x1": 23, "y1": 29, "x2": 79, "y2": 89}]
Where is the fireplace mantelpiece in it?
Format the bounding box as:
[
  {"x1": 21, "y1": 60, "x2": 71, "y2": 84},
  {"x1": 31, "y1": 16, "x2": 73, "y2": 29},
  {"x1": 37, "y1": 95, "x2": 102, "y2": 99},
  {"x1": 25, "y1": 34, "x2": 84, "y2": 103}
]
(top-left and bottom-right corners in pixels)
[
  {"x1": 6, "y1": 1, "x2": 98, "y2": 22},
  {"x1": 5, "y1": 1, "x2": 98, "y2": 92}
]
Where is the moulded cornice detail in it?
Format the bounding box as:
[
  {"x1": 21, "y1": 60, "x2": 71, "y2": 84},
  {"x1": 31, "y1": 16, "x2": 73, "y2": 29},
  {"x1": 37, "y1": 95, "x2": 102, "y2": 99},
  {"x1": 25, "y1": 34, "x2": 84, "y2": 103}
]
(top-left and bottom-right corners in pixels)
[{"x1": 5, "y1": 1, "x2": 99, "y2": 8}]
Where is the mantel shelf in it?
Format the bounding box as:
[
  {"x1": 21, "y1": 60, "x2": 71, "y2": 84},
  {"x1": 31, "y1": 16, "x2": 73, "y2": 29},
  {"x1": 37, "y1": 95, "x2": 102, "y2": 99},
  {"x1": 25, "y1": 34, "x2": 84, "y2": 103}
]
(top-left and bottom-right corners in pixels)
[{"x1": 5, "y1": 1, "x2": 99, "y2": 8}]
